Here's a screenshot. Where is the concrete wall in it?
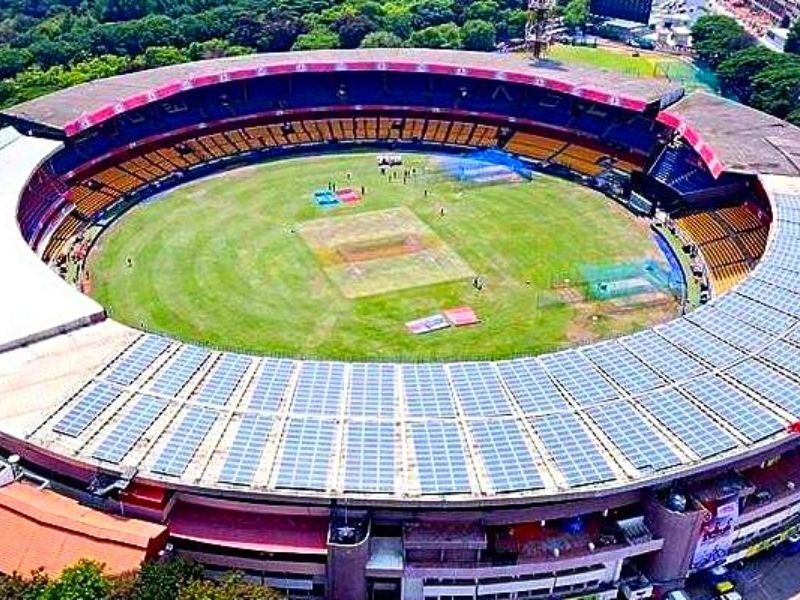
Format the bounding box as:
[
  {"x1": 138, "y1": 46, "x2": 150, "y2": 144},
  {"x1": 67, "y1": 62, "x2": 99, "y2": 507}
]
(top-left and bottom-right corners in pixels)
[{"x1": 643, "y1": 493, "x2": 704, "y2": 586}]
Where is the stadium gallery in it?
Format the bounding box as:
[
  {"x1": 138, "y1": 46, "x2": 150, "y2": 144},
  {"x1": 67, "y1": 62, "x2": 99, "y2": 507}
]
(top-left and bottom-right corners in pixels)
[{"x1": 0, "y1": 48, "x2": 800, "y2": 600}]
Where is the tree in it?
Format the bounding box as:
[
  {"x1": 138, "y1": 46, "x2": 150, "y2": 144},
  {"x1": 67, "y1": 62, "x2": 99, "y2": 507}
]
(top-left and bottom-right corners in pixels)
[
  {"x1": 0, "y1": 558, "x2": 284, "y2": 600},
  {"x1": 178, "y1": 573, "x2": 284, "y2": 600},
  {"x1": 717, "y1": 45, "x2": 791, "y2": 102},
  {"x1": 461, "y1": 19, "x2": 496, "y2": 50},
  {"x1": 410, "y1": 0, "x2": 456, "y2": 29},
  {"x1": 787, "y1": 105, "x2": 800, "y2": 126},
  {"x1": 785, "y1": 18, "x2": 800, "y2": 54},
  {"x1": 130, "y1": 557, "x2": 204, "y2": 600},
  {"x1": 691, "y1": 14, "x2": 752, "y2": 68},
  {"x1": 292, "y1": 26, "x2": 340, "y2": 50},
  {"x1": 465, "y1": 0, "x2": 499, "y2": 21},
  {"x1": 133, "y1": 45, "x2": 190, "y2": 68},
  {"x1": 359, "y1": 30, "x2": 404, "y2": 48},
  {"x1": 408, "y1": 22, "x2": 462, "y2": 48},
  {"x1": 503, "y1": 8, "x2": 528, "y2": 39},
  {"x1": 751, "y1": 61, "x2": 800, "y2": 119},
  {"x1": 40, "y1": 560, "x2": 110, "y2": 600},
  {"x1": 332, "y1": 13, "x2": 377, "y2": 48},
  {"x1": 0, "y1": 569, "x2": 50, "y2": 600},
  {"x1": 94, "y1": 0, "x2": 154, "y2": 22},
  {"x1": 255, "y1": 17, "x2": 306, "y2": 52},
  {"x1": 563, "y1": 0, "x2": 589, "y2": 31},
  {"x1": 28, "y1": 38, "x2": 74, "y2": 68},
  {"x1": 0, "y1": 46, "x2": 33, "y2": 78},
  {"x1": 187, "y1": 38, "x2": 252, "y2": 59}
]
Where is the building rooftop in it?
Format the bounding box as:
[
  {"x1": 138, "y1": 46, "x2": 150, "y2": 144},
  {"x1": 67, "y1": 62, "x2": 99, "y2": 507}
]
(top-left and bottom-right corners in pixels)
[
  {"x1": 0, "y1": 49, "x2": 683, "y2": 136},
  {"x1": 0, "y1": 58, "x2": 800, "y2": 506},
  {"x1": 668, "y1": 91, "x2": 800, "y2": 176},
  {"x1": 0, "y1": 480, "x2": 166, "y2": 575}
]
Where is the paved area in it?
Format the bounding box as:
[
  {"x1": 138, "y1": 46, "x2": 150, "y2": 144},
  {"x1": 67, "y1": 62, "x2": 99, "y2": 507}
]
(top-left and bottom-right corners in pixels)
[{"x1": 686, "y1": 550, "x2": 800, "y2": 600}]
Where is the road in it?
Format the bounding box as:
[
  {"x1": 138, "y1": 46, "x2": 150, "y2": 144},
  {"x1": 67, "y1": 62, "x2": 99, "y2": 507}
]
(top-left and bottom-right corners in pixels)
[{"x1": 686, "y1": 550, "x2": 800, "y2": 600}]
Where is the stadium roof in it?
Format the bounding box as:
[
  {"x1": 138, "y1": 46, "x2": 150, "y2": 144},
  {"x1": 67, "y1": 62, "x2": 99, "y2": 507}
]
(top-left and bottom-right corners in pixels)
[
  {"x1": 5, "y1": 163, "x2": 800, "y2": 505},
  {"x1": 0, "y1": 49, "x2": 683, "y2": 136},
  {"x1": 0, "y1": 130, "x2": 104, "y2": 352},
  {"x1": 668, "y1": 91, "x2": 800, "y2": 176},
  {"x1": 2, "y1": 57, "x2": 800, "y2": 505}
]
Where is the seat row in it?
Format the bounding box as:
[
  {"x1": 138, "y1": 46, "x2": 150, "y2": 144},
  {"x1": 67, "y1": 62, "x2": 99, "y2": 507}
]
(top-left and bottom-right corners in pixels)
[
  {"x1": 675, "y1": 204, "x2": 771, "y2": 297},
  {"x1": 503, "y1": 132, "x2": 637, "y2": 177},
  {"x1": 66, "y1": 116, "x2": 503, "y2": 219}
]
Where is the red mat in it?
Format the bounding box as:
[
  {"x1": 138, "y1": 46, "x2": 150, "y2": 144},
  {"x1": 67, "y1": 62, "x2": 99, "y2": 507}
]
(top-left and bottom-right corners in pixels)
[
  {"x1": 443, "y1": 306, "x2": 480, "y2": 327},
  {"x1": 336, "y1": 187, "x2": 362, "y2": 204}
]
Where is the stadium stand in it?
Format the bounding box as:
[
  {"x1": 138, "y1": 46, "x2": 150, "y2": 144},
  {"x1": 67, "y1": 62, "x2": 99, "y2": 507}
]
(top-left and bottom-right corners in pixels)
[
  {"x1": 8, "y1": 50, "x2": 800, "y2": 600},
  {"x1": 55, "y1": 116, "x2": 627, "y2": 235},
  {"x1": 674, "y1": 204, "x2": 770, "y2": 295}
]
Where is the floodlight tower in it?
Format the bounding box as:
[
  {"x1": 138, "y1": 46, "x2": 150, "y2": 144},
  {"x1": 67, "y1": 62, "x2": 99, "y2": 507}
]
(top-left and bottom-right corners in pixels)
[{"x1": 525, "y1": 0, "x2": 557, "y2": 60}]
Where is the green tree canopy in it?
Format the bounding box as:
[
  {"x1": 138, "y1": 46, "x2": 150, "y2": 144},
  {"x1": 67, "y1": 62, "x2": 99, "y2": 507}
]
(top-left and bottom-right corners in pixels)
[
  {"x1": 461, "y1": 19, "x2": 496, "y2": 50},
  {"x1": 0, "y1": 558, "x2": 282, "y2": 600},
  {"x1": 410, "y1": 0, "x2": 456, "y2": 29},
  {"x1": 292, "y1": 26, "x2": 341, "y2": 50},
  {"x1": 785, "y1": 17, "x2": 800, "y2": 54},
  {"x1": 407, "y1": 22, "x2": 462, "y2": 48},
  {"x1": 691, "y1": 14, "x2": 752, "y2": 68},
  {"x1": 563, "y1": 0, "x2": 589, "y2": 31},
  {"x1": 717, "y1": 45, "x2": 793, "y2": 102},
  {"x1": 40, "y1": 560, "x2": 110, "y2": 600},
  {"x1": 464, "y1": 0, "x2": 499, "y2": 21},
  {"x1": 0, "y1": 46, "x2": 33, "y2": 78},
  {"x1": 359, "y1": 30, "x2": 404, "y2": 47},
  {"x1": 751, "y1": 61, "x2": 800, "y2": 119},
  {"x1": 332, "y1": 13, "x2": 377, "y2": 48}
]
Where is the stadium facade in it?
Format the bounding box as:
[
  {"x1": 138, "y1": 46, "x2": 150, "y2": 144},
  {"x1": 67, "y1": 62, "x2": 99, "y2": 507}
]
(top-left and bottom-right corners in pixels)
[{"x1": 0, "y1": 49, "x2": 799, "y2": 600}]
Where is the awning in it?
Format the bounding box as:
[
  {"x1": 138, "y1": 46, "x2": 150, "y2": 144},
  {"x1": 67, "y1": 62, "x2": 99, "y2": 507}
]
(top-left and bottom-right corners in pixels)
[
  {"x1": 0, "y1": 482, "x2": 167, "y2": 576},
  {"x1": 169, "y1": 500, "x2": 329, "y2": 555}
]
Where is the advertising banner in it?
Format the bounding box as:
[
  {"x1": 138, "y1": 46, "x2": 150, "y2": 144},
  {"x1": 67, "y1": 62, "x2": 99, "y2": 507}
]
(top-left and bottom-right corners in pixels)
[{"x1": 691, "y1": 498, "x2": 739, "y2": 570}]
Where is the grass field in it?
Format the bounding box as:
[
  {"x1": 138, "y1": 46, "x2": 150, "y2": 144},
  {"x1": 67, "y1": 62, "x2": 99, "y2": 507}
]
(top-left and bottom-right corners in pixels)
[
  {"x1": 548, "y1": 45, "x2": 718, "y2": 92},
  {"x1": 88, "y1": 152, "x2": 663, "y2": 360}
]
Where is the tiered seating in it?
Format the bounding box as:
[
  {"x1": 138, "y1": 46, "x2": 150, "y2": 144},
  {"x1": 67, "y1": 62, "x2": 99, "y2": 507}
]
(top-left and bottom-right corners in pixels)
[
  {"x1": 650, "y1": 144, "x2": 734, "y2": 200},
  {"x1": 184, "y1": 139, "x2": 216, "y2": 161},
  {"x1": 675, "y1": 213, "x2": 727, "y2": 244},
  {"x1": 18, "y1": 163, "x2": 71, "y2": 243},
  {"x1": 43, "y1": 214, "x2": 85, "y2": 261},
  {"x1": 716, "y1": 205, "x2": 762, "y2": 233},
  {"x1": 447, "y1": 122, "x2": 475, "y2": 145},
  {"x1": 62, "y1": 116, "x2": 576, "y2": 219},
  {"x1": 401, "y1": 118, "x2": 425, "y2": 140},
  {"x1": 120, "y1": 157, "x2": 168, "y2": 182},
  {"x1": 378, "y1": 117, "x2": 402, "y2": 140},
  {"x1": 702, "y1": 237, "x2": 746, "y2": 267},
  {"x1": 676, "y1": 205, "x2": 772, "y2": 297},
  {"x1": 709, "y1": 262, "x2": 750, "y2": 295},
  {"x1": 739, "y1": 228, "x2": 769, "y2": 258},
  {"x1": 504, "y1": 132, "x2": 566, "y2": 160},
  {"x1": 552, "y1": 145, "x2": 608, "y2": 177},
  {"x1": 504, "y1": 133, "x2": 614, "y2": 177},
  {"x1": 469, "y1": 124, "x2": 498, "y2": 147},
  {"x1": 612, "y1": 158, "x2": 639, "y2": 173},
  {"x1": 69, "y1": 185, "x2": 117, "y2": 218},
  {"x1": 91, "y1": 167, "x2": 143, "y2": 194},
  {"x1": 422, "y1": 120, "x2": 450, "y2": 143}
]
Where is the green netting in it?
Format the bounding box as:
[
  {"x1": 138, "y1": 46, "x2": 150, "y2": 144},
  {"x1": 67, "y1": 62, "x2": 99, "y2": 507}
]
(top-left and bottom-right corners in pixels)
[{"x1": 579, "y1": 259, "x2": 679, "y2": 301}]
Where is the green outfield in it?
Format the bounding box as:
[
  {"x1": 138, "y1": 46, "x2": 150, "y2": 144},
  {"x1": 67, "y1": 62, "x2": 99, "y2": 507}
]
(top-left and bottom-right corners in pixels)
[
  {"x1": 88, "y1": 152, "x2": 663, "y2": 360},
  {"x1": 548, "y1": 45, "x2": 718, "y2": 92}
]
